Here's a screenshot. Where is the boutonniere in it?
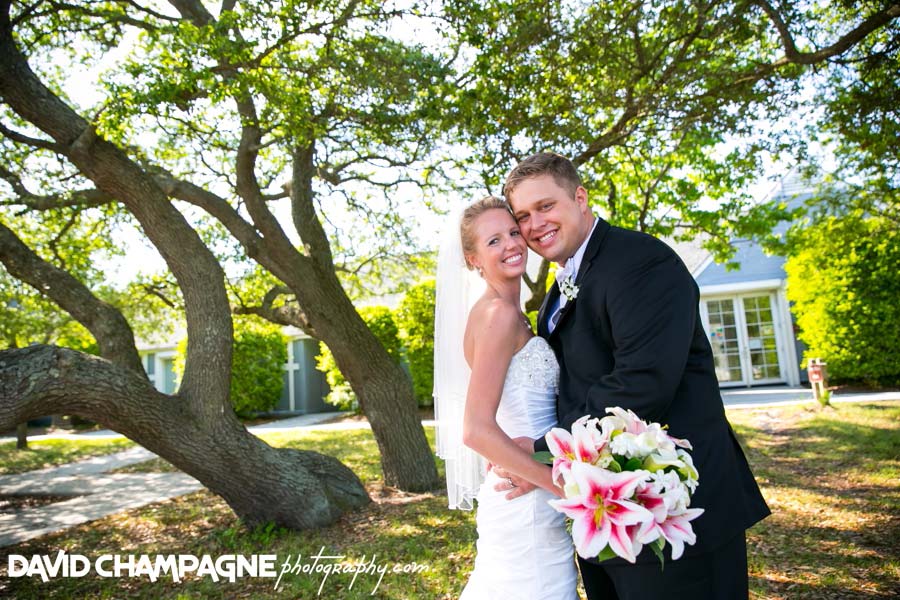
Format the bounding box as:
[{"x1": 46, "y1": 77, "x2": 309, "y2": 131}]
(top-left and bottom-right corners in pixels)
[{"x1": 559, "y1": 276, "x2": 579, "y2": 303}]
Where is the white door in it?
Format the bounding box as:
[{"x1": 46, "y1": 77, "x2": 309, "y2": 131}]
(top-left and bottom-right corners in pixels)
[{"x1": 702, "y1": 293, "x2": 785, "y2": 387}]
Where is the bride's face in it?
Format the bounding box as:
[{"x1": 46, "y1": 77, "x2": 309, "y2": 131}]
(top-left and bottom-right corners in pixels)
[{"x1": 466, "y1": 209, "x2": 527, "y2": 281}]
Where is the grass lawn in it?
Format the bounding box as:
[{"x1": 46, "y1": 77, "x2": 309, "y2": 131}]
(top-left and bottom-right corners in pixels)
[
  {"x1": 1, "y1": 401, "x2": 898, "y2": 599},
  {"x1": 0, "y1": 437, "x2": 134, "y2": 475}
]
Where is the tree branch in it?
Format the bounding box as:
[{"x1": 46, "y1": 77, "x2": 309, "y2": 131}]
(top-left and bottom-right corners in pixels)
[
  {"x1": 0, "y1": 122, "x2": 64, "y2": 152},
  {"x1": 0, "y1": 217, "x2": 145, "y2": 374},
  {"x1": 153, "y1": 171, "x2": 265, "y2": 257},
  {"x1": 234, "y1": 290, "x2": 316, "y2": 338},
  {"x1": 0, "y1": 4, "x2": 234, "y2": 407},
  {"x1": 0, "y1": 165, "x2": 116, "y2": 211},
  {"x1": 166, "y1": 0, "x2": 213, "y2": 25},
  {"x1": 523, "y1": 257, "x2": 551, "y2": 313},
  {"x1": 291, "y1": 141, "x2": 334, "y2": 266},
  {"x1": 754, "y1": 1, "x2": 900, "y2": 66}
]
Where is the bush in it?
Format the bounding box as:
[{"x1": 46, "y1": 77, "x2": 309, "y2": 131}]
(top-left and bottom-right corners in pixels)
[
  {"x1": 396, "y1": 279, "x2": 436, "y2": 407},
  {"x1": 175, "y1": 318, "x2": 287, "y2": 417},
  {"x1": 785, "y1": 214, "x2": 900, "y2": 386},
  {"x1": 315, "y1": 306, "x2": 403, "y2": 411}
]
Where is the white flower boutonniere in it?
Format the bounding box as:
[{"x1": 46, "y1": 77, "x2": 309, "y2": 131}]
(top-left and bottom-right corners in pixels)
[{"x1": 559, "y1": 276, "x2": 579, "y2": 303}]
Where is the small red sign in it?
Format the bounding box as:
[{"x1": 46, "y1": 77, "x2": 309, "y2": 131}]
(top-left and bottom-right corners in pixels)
[{"x1": 808, "y1": 365, "x2": 823, "y2": 382}]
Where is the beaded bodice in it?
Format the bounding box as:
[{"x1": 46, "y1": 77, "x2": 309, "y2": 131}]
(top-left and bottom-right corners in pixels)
[{"x1": 495, "y1": 336, "x2": 560, "y2": 439}]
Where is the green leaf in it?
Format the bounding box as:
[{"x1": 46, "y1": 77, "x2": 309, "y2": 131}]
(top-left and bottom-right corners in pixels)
[
  {"x1": 595, "y1": 546, "x2": 619, "y2": 563},
  {"x1": 532, "y1": 451, "x2": 554, "y2": 465},
  {"x1": 650, "y1": 537, "x2": 666, "y2": 571},
  {"x1": 623, "y1": 457, "x2": 644, "y2": 472}
]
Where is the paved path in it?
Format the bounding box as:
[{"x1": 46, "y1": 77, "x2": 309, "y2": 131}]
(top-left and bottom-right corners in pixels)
[
  {"x1": 0, "y1": 446, "x2": 202, "y2": 548},
  {"x1": 2, "y1": 390, "x2": 898, "y2": 548},
  {"x1": 0, "y1": 412, "x2": 343, "y2": 548},
  {"x1": 721, "y1": 386, "x2": 900, "y2": 409}
]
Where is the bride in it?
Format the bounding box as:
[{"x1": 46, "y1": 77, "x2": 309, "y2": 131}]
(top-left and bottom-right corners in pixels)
[{"x1": 434, "y1": 196, "x2": 577, "y2": 599}]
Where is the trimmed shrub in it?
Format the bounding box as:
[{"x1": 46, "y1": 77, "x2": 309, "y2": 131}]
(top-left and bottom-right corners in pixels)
[
  {"x1": 316, "y1": 306, "x2": 403, "y2": 411},
  {"x1": 785, "y1": 214, "x2": 900, "y2": 386},
  {"x1": 175, "y1": 318, "x2": 287, "y2": 417},
  {"x1": 396, "y1": 279, "x2": 436, "y2": 407}
]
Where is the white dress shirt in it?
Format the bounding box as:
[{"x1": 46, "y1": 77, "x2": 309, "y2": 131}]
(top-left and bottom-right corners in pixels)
[{"x1": 547, "y1": 217, "x2": 598, "y2": 333}]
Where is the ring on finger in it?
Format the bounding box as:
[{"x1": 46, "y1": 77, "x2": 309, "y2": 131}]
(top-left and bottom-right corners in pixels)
[{"x1": 506, "y1": 477, "x2": 516, "y2": 488}]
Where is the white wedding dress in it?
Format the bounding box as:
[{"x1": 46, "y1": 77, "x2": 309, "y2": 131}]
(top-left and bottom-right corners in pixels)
[{"x1": 461, "y1": 336, "x2": 578, "y2": 600}]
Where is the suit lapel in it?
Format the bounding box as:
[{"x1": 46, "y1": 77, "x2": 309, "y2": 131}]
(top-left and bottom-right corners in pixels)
[
  {"x1": 546, "y1": 218, "x2": 611, "y2": 335},
  {"x1": 572, "y1": 218, "x2": 610, "y2": 288}
]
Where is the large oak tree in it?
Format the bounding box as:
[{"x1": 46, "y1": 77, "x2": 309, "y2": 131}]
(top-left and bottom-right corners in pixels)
[{"x1": 0, "y1": 0, "x2": 445, "y2": 529}]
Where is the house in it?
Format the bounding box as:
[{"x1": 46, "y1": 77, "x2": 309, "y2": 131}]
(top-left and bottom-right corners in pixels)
[
  {"x1": 668, "y1": 174, "x2": 812, "y2": 388},
  {"x1": 139, "y1": 326, "x2": 329, "y2": 415}
]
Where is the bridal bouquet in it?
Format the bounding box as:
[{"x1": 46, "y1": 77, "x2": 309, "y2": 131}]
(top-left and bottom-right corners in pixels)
[{"x1": 540, "y1": 408, "x2": 703, "y2": 565}]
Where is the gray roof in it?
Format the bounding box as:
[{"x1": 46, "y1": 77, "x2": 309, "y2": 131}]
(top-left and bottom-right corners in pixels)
[{"x1": 671, "y1": 171, "x2": 820, "y2": 286}]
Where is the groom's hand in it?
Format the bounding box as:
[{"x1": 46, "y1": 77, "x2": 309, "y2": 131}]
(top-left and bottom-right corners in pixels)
[
  {"x1": 492, "y1": 437, "x2": 538, "y2": 499},
  {"x1": 491, "y1": 465, "x2": 535, "y2": 499},
  {"x1": 512, "y1": 436, "x2": 535, "y2": 454}
]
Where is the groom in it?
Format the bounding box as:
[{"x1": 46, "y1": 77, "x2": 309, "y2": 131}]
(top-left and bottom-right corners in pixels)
[{"x1": 499, "y1": 152, "x2": 770, "y2": 599}]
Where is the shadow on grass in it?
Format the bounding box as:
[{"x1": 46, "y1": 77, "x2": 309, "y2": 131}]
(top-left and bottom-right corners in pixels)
[{"x1": 750, "y1": 575, "x2": 898, "y2": 599}]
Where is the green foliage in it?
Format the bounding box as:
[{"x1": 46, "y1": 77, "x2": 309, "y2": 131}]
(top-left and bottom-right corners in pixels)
[
  {"x1": 441, "y1": 0, "x2": 808, "y2": 263},
  {"x1": 0, "y1": 205, "x2": 124, "y2": 352},
  {"x1": 316, "y1": 306, "x2": 403, "y2": 411},
  {"x1": 396, "y1": 279, "x2": 436, "y2": 407},
  {"x1": 785, "y1": 214, "x2": 900, "y2": 386},
  {"x1": 804, "y1": 7, "x2": 899, "y2": 225},
  {"x1": 175, "y1": 317, "x2": 287, "y2": 417}
]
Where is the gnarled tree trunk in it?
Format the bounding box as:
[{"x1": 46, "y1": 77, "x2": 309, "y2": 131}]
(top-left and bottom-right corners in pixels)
[
  {"x1": 0, "y1": 3, "x2": 369, "y2": 528},
  {"x1": 0, "y1": 346, "x2": 368, "y2": 528}
]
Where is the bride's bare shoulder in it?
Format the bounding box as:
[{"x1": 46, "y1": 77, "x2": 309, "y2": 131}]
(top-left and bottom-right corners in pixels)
[
  {"x1": 464, "y1": 297, "x2": 523, "y2": 363},
  {"x1": 468, "y1": 296, "x2": 521, "y2": 332}
]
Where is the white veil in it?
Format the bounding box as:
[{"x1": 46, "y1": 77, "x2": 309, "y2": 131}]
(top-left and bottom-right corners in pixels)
[{"x1": 433, "y1": 206, "x2": 487, "y2": 510}]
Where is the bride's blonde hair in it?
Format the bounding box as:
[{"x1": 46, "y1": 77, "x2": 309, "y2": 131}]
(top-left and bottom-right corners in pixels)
[{"x1": 459, "y1": 196, "x2": 513, "y2": 271}]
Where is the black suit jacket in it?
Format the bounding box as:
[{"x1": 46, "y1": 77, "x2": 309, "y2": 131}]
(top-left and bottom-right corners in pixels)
[{"x1": 535, "y1": 218, "x2": 770, "y2": 563}]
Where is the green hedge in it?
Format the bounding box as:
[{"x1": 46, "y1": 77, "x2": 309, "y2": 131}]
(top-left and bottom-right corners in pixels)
[
  {"x1": 316, "y1": 280, "x2": 437, "y2": 412},
  {"x1": 396, "y1": 279, "x2": 436, "y2": 407},
  {"x1": 785, "y1": 214, "x2": 900, "y2": 386},
  {"x1": 175, "y1": 318, "x2": 287, "y2": 417},
  {"x1": 316, "y1": 306, "x2": 404, "y2": 411}
]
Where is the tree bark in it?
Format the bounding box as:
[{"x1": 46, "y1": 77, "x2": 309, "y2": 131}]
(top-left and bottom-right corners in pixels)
[
  {"x1": 0, "y1": 3, "x2": 370, "y2": 528},
  {"x1": 15, "y1": 421, "x2": 26, "y2": 449},
  {"x1": 294, "y1": 273, "x2": 438, "y2": 491},
  {"x1": 0, "y1": 346, "x2": 369, "y2": 528}
]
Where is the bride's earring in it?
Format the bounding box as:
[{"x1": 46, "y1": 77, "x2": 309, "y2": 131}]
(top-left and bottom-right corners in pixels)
[{"x1": 477, "y1": 266, "x2": 484, "y2": 277}]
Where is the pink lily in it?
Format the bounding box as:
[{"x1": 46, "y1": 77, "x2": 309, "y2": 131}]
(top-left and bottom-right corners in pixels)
[
  {"x1": 658, "y1": 508, "x2": 704, "y2": 559},
  {"x1": 634, "y1": 481, "x2": 668, "y2": 524},
  {"x1": 545, "y1": 417, "x2": 605, "y2": 484},
  {"x1": 549, "y1": 462, "x2": 654, "y2": 563},
  {"x1": 603, "y1": 406, "x2": 649, "y2": 435},
  {"x1": 639, "y1": 507, "x2": 705, "y2": 560},
  {"x1": 546, "y1": 426, "x2": 576, "y2": 485}
]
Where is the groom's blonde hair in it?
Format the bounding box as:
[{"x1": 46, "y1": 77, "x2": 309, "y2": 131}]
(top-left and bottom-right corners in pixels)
[
  {"x1": 460, "y1": 196, "x2": 512, "y2": 270},
  {"x1": 503, "y1": 152, "x2": 582, "y2": 199}
]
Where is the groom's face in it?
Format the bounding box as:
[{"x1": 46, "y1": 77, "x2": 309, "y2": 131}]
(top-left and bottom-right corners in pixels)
[{"x1": 508, "y1": 174, "x2": 591, "y2": 264}]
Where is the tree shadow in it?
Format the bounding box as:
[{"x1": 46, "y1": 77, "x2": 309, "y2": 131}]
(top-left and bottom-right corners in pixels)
[{"x1": 751, "y1": 575, "x2": 898, "y2": 599}]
